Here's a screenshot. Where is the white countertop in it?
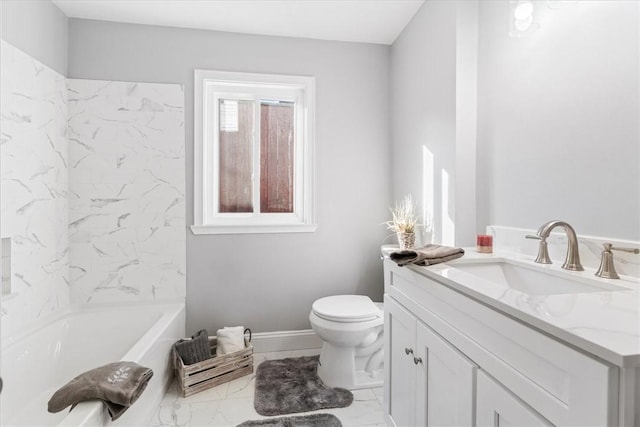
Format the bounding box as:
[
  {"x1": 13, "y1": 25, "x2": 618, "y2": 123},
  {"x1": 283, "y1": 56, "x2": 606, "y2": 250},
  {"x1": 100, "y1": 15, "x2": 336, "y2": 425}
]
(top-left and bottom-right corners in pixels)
[{"x1": 387, "y1": 248, "x2": 640, "y2": 368}]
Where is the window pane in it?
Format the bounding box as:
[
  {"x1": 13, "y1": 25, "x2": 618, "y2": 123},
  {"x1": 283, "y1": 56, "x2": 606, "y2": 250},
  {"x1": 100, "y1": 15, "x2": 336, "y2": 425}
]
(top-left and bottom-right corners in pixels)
[
  {"x1": 219, "y1": 99, "x2": 254, "y2": 213},
  {"x1": 260, "y1": 101, "x2": 294, "y2": 213}
]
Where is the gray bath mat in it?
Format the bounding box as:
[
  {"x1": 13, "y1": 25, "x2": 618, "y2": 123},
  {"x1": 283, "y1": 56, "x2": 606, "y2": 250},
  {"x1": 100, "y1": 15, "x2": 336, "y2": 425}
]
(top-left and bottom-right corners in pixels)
[
  {"x1": 254, "y1": 356, "x2": 353, "y2": 416},
  {"x1": 237, "y1": 413, "x2": 342, "y2": 427}
]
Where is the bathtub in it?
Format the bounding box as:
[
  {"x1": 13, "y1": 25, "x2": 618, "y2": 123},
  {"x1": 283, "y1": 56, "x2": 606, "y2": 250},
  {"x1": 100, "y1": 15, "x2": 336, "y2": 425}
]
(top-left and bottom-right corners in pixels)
[{"x1": 1, "y1": 301, "x2": 185, "y2": 427}]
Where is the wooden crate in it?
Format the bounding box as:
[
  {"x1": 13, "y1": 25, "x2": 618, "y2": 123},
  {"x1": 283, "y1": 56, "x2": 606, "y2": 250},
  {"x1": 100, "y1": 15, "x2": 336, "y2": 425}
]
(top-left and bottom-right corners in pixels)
[{"x1": 173, "y1": 336, "x2": 253, "y2": 397}]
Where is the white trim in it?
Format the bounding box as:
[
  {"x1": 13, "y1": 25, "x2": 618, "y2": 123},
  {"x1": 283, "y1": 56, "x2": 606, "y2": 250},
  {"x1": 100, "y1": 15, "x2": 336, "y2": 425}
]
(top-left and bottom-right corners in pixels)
[
  {"x1": 193, "y1": 69, "x2": 316, "y2": 234},
  {"x1": 197, "y1": 69, "x2": 314, "y2": 89},
  {"x1": 190, "y1": 223, "x2": 318, "y2": 235},
  {"x1": 194, "y1": 71, "x2": 205, "y2": 227},
  {"x1": 250, "y1": 329, "x2": 323, "y2": 353}
]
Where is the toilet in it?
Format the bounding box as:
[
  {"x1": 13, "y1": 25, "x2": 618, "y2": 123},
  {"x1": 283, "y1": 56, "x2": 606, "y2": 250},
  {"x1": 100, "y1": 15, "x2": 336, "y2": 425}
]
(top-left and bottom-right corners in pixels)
[{"x1": 309, "y1": 295, "x2": 384, "y2": 390}]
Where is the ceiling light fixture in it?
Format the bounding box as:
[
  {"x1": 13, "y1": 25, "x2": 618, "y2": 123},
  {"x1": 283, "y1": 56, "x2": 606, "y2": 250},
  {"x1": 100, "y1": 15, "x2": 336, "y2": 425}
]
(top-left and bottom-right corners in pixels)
[{"x1": 509, "y1": 0, "x2": 540, "y2": 37}]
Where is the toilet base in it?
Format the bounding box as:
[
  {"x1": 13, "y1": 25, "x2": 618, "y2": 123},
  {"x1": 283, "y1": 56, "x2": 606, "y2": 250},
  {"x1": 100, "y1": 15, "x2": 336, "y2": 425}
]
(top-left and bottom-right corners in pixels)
[{"x1": 317, "y1": 341, "x2": 384, "y2": 390}]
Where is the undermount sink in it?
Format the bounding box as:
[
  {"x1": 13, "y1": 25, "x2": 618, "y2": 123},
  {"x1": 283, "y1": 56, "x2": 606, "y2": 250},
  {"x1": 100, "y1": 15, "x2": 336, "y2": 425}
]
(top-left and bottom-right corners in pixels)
[{"x1": 450, "y1": 260, "x2": 628, "y2": 296}]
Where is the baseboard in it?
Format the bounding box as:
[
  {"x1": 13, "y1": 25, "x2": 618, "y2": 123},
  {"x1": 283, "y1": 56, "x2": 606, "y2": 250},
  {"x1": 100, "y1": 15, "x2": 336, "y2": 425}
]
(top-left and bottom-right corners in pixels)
[{"x1": 250, "y1": 329, "x2": 322, "y2": 353}]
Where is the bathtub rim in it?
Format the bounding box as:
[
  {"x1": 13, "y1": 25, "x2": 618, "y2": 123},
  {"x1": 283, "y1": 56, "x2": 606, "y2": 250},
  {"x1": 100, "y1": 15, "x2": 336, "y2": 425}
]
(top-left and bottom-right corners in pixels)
[
  {"x1": 1, "y1": 299, "x2": 185, "y2": 427},
  {"x1": 56, "y1": 300, "x2": 185, "y2": 427},
  {"x1": 1, "y1": 298, "x2": 185, "y2": 351}
]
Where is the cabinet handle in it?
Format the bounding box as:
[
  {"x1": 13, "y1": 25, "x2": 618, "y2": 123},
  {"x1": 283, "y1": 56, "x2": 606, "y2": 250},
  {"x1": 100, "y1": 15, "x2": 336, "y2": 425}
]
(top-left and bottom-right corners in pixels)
[
  {"x1": 405, "y1": 347, "x2": 413, "y2": 355},
  {"x1": 413, "y1": 357, "x2": 423, "y2": 365}
]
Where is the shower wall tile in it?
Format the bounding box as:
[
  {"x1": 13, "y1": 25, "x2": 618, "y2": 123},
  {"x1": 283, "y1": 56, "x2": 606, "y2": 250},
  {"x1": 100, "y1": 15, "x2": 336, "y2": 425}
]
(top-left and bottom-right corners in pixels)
[
  {"x1": 0, "y1": 41, "x2": 69, "y2": 337},
  {"x1": 67, "y1": 79, "x2": 186, "y2": 304}
]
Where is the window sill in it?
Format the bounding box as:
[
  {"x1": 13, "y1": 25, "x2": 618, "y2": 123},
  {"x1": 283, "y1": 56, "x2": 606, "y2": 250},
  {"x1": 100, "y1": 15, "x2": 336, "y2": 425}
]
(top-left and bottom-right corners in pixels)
[{"x1": 190, "y1": 223, "x2": 318, "y2": 235}]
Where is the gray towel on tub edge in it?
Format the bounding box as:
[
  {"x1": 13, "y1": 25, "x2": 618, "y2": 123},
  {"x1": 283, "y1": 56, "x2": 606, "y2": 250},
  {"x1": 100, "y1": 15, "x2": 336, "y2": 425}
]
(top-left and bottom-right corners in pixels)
[
  {"x1": 48, "y1": 361, "x2": 153, "y2": 421},
  {"x1": 390, "y1": 244, "x2": 465, "y2": 267}
]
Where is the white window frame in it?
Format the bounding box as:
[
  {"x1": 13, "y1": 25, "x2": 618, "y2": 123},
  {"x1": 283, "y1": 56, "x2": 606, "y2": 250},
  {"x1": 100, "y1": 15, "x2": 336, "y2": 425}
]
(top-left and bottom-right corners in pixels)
[{"x1": 192, "y1": 69, "x2": 316, "y2": 235}]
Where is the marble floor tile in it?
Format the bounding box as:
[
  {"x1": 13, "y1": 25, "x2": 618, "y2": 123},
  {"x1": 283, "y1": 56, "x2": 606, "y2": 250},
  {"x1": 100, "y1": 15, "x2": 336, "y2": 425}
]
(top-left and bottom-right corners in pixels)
[
  {"x1": 225, "y1": 374, "x2": 256, "y2": 400},
  {"x1": 372, "y1": 387, "x2": 384, "y2": 407},
  {"x1": 149, "y1": 350, "x2": 386, "y2": 427}
]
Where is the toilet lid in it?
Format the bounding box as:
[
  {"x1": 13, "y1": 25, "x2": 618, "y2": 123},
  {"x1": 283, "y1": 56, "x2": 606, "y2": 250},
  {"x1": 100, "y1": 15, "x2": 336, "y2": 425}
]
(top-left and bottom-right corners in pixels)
[{"x1": 312, "y1": 295, "x2": 381, "y2": 322}]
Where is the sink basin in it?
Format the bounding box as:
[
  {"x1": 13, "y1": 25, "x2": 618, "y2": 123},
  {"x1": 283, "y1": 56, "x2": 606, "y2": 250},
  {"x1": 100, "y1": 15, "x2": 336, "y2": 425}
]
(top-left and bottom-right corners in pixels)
[{"x1": 450, "y1": 261, "x2": 628, "y2": 296}]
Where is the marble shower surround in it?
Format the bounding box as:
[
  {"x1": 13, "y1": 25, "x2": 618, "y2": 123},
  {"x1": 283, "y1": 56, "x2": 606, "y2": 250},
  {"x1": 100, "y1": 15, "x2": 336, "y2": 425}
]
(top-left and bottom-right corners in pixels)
[
  {"x1": 2, "y1": 41, "x2": 186, "y2": 338},
  {"x1": 1, "y1": 40, "x2": 69, "y2": 336},
  {"x1": 67, "y1": 79, "x2": 186, "y2": 303}
]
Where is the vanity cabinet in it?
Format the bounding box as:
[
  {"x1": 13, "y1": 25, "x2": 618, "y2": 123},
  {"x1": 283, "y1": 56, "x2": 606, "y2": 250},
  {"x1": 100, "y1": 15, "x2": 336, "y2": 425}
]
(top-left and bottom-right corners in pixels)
[
  {"x1": 385, "y1": 296, "x2": 416, "y2": 427},
  {"x1": 385, "y1": 297, "x2": 476, "y2": 427},
  {"x1": 476, "y1": 370, "x2": 553, "y2": 427},
  {"x1": 383, "y1": 260, "x2": 620, "y2": 427}
]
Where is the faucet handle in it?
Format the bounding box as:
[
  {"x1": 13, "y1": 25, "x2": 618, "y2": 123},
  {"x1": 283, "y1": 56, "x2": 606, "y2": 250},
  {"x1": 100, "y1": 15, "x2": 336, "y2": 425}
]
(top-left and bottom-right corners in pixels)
[
  {"x1": 608, "y1": 243, "x2": 640, "y2": 255},
  {"x1": 595, "y1": 243, "x2": 640, "y2": 279},
  {"x1": 525, "y1": 234, "x2": 552, "y2": 264}
]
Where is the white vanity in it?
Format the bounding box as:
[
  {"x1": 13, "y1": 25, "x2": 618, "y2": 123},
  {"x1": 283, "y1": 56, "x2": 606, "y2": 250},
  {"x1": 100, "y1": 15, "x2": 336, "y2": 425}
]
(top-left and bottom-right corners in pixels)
[{"x1": 383, "y1": 251, "x2": 640, "y2": 427}]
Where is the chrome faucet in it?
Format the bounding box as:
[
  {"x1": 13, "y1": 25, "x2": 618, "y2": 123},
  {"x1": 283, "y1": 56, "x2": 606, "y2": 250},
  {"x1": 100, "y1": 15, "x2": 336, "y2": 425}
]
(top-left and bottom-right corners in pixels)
[{"x1": 526, "y1": 220, "x2": 584, "y2": 271}]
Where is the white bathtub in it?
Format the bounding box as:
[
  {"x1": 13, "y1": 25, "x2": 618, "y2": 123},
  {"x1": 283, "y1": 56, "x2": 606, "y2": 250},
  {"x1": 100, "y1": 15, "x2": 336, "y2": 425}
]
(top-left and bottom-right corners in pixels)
[{"x1": 1, "y1": 301, "x2": 185, "y2": 427}]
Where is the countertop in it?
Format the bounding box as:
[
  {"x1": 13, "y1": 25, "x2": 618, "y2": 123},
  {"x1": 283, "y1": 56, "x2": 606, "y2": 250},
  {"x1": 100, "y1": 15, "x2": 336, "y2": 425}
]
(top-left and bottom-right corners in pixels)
[{"x1": 385, "y1": 247, "x2": 640, "y2": 368}]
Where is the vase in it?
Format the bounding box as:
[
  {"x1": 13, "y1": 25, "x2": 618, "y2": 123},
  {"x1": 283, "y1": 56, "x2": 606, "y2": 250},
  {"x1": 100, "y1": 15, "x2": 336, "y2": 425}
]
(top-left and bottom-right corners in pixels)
[{"x1": 396, "y1": 232, "x2": 415, "y2": 250}]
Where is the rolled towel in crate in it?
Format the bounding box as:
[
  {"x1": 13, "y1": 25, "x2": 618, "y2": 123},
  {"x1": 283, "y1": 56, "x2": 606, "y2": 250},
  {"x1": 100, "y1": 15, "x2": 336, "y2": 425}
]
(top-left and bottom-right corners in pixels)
[
  {"x1": 173, "y1": 328, "x2": 253, "y2": 398},
  {"x1": 174, "y1": 329, "x2": 211, "y2": 365},
  {"x1": 216, "y1": 326, "x2": 246, "y2": 356}
]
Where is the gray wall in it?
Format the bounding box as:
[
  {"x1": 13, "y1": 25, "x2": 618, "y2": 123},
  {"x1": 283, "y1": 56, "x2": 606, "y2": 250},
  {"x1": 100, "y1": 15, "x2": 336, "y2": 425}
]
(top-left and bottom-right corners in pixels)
[
  {"x1": 0, "y1": 0, "x2": 68, "y2": 75},
  {"x1": 391, "y1": 0, "x2": 639, "y2": 244},
  {"x1": 68, "y1": 19, "x2": 391, "y2": 334},
  {"x1": 476, "y1": 1, "x2": 640, "y2": 239},
  {"x1": 390, "y1": 1, "x2": 458, "y2": 246}
]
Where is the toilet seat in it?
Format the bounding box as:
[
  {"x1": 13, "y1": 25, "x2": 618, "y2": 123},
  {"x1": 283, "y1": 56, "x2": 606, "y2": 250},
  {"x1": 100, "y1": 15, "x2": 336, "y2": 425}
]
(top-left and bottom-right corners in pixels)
[{"x1": 312, "y1": 295, "x2": 381, "y2": 323}]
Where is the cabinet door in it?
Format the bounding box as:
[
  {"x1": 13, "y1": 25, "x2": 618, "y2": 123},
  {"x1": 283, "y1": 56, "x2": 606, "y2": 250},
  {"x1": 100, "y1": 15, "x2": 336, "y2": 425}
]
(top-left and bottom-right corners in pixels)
[
  {"x1": 384, "y1": 297, "x2": 417, "y2": 427},
  {"x1": 477, "y1": 371, "x2": 554, "y2": 427},
  {"x1": 415, "y1": 321, "x2": 477, "y2": 426}
]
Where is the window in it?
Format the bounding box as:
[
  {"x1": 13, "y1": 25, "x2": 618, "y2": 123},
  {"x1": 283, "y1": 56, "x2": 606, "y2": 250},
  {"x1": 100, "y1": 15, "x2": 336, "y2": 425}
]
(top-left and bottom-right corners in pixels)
[{"x1": 192, "y1": 70, "x2": 316, "y2": 234}]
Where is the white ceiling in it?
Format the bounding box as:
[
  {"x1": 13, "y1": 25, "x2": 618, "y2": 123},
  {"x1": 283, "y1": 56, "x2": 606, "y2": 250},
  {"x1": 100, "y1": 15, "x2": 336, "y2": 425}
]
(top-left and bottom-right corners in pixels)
[{"x1": 52, "y1": 0, "x2": 425, "y2": 45}]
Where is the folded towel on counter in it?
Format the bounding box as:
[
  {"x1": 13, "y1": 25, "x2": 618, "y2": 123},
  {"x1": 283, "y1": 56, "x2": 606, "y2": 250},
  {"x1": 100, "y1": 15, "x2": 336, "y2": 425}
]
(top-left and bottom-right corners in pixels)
[
  {"x1": 174, "y1": 329, "x2": 211, "y2": 365},
  {"x1": 390, "y1": 244, "x2": 465, "y2": 267},
  {"x1": 47, "y1": 361, "x2": 153, "y2": 421},
  {"x1": 216, "y1": 326, "x2": 246, "y2": 356}
]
